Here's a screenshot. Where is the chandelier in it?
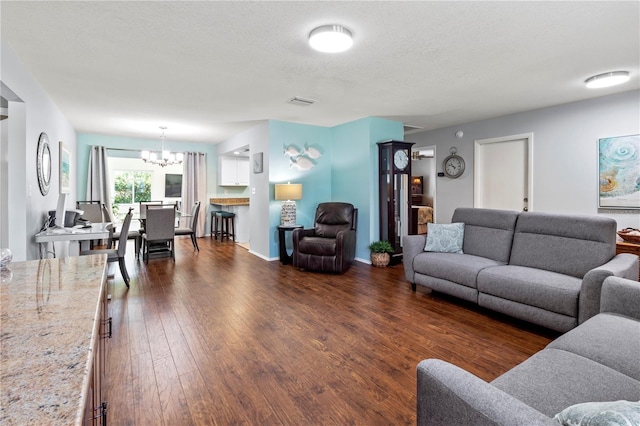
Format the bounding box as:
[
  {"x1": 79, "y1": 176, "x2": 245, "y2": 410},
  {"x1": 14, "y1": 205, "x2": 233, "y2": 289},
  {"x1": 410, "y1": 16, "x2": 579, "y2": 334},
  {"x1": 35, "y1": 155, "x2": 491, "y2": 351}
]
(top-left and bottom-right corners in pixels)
[{"x1": 141, "y1": 126, "x2": 184, "y2": 167}]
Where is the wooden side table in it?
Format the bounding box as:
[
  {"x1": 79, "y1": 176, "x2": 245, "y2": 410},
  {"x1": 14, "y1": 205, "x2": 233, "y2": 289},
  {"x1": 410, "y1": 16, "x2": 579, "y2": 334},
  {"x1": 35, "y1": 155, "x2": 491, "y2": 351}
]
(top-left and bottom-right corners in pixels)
[
  {"x1": 616, "y1": 239, "x2": 640, "y2": 281},
  {"x1": 278, "y1": 224, "x2": 303, "y2": 265}
]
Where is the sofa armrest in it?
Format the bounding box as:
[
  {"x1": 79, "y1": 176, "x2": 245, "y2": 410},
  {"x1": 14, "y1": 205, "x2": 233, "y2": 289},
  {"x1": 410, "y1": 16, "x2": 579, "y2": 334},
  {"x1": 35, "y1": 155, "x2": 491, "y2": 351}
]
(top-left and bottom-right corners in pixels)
[
  {"x1": 579, "y1": 253, "x2": 640, "y2": 324},
  {"x1": 402, "y1": 235, "x2": 426, "y2": 283},
  {"x1": 417, "y1": 359, "x2": 555, "y2": 426},
  {"x1": 600, "y1": 276, "x2": 640, "y2": 320},
  {"x1": 292, "y1": 227, "x2": 316, "y2": 244}
]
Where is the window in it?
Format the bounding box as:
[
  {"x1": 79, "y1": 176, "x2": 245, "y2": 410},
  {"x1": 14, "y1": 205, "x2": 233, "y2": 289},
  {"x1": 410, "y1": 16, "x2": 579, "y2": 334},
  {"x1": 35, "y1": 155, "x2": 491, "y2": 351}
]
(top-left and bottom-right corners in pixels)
[{"x1": 113, "y1": 170, "x2": 152, "y2": 206}]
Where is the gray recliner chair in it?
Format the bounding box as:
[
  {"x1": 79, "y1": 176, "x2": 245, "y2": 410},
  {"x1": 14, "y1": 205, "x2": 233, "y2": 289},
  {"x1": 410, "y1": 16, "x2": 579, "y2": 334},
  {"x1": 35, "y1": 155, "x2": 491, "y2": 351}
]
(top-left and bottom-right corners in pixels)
[{"x1": 292, "y1": 202, "x2": 357, "y2": 274}]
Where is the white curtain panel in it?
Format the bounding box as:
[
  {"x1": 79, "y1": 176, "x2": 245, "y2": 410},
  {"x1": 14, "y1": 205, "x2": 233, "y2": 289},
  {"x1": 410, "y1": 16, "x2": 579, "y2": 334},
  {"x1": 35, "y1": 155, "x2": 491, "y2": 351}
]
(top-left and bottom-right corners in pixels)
[
  {"x1": 182, "y1": 152, "x2": 207, "y2": 237},
  {"x1": 86, "y1": 146, "x2": 112, "y2": 212}
]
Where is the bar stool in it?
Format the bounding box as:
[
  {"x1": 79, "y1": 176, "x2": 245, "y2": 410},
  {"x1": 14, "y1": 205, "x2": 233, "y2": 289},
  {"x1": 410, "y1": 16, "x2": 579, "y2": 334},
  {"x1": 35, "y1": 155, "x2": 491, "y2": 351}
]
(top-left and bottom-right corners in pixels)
[
  {"x1": 210, "y1": 209, "x2": 223, "y2": 237},
  {"x1": 214, "y1": 211, "x2": 236, "y2": 241}
]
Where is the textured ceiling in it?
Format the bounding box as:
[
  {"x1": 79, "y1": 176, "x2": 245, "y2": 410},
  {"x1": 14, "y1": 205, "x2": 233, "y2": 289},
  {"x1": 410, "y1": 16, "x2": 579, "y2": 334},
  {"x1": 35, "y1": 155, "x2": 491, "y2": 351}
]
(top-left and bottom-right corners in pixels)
[{"x1": 2, "y1": 1, "x2": 639, "y2": 143}]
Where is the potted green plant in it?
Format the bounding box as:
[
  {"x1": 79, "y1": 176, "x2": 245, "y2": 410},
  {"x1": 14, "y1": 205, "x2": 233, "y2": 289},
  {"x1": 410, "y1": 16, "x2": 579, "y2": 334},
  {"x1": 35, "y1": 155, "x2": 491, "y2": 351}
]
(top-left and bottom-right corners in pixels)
[{"x1": 368, "y1": 240, "x2": 394, "y2": 267}]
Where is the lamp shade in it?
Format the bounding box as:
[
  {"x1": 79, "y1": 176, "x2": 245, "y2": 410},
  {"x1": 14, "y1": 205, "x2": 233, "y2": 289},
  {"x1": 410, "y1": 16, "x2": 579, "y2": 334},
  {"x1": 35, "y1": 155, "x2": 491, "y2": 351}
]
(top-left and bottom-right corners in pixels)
[{"x1": 275, "y1": 183, "x2": 303, "y2": 201}]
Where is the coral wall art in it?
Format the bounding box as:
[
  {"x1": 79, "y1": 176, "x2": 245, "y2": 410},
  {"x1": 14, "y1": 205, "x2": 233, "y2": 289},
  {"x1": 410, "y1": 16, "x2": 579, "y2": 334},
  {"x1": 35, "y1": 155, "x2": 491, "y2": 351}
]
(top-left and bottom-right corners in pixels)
[{"x1": 598, "y1": 134, "x2": 640, "y2": 209}]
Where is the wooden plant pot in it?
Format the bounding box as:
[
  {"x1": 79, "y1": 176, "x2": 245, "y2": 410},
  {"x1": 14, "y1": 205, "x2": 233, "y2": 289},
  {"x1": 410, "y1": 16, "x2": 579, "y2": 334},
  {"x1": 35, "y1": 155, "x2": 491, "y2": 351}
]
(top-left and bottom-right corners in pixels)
[{"x1": 371, "y1": 252, "x2": 390, "y2": 268}]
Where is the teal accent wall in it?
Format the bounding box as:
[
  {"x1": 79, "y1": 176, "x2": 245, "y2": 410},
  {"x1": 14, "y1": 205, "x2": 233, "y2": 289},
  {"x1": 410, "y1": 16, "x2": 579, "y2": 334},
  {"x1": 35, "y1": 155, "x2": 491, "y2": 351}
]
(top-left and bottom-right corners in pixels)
[
  {"x1": 267, "y1": 117, "x2": 403, "y2": 261},
  {"x1": 268, "y1": 120, "x2": 332, "y2": 257},
  {"x1": 332, "y1": 117, "x2": 404, "y2": 259}
]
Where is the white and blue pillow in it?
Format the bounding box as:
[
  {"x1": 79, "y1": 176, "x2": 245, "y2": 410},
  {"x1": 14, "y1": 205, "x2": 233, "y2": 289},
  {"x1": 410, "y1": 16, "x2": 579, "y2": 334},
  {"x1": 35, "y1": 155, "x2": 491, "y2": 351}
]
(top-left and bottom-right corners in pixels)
[
  {"x1": 554, "y1": 400, "x2": 640, "y2": 426},
  {"x1": 424, "y1": 222, "x2": 464, "y2": 253}
]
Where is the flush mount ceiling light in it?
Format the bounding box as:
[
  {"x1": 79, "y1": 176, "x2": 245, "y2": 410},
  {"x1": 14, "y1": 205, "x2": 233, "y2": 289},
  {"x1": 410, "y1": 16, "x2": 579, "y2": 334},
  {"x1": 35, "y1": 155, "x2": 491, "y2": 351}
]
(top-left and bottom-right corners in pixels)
[
  {"x1": 309, "y1": 25, "x2": 353, "y2": 53},
  {"x1": 585, "y1": 71, "x2": 630, "y2": 89}
]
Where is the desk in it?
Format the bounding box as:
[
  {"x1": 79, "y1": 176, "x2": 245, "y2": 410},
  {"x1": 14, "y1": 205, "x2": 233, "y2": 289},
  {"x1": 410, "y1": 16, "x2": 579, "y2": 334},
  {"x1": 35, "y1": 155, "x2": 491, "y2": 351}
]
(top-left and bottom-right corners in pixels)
[
  {"x1": 35, "y1": 223, "x2": 111, "y2": 258},
  {"x1": 278, "y1": 224, "x2": 303, "y2": 265}
]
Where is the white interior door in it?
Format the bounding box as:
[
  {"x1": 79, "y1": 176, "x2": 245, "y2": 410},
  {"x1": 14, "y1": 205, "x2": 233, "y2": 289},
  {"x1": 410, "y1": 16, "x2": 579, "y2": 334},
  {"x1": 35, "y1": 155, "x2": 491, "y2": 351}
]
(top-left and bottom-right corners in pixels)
[{"x1": 474, "y1": 133, "x2": 533, "y2": 211}]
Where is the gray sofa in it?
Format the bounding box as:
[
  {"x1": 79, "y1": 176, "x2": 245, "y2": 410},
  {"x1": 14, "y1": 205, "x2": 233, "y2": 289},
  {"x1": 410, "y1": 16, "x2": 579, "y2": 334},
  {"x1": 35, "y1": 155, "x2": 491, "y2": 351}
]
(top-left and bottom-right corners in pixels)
[
  {"x1": 416, "y1": 276, "x2": 640, "y2": 425},
  {"x1": 403, "y1": 208, "x2": 639, "y2": 332}
]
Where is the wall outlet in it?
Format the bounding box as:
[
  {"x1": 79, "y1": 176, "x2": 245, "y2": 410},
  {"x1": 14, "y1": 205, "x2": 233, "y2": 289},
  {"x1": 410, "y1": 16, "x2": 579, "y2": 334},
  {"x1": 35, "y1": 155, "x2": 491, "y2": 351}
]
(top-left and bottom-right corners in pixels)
[{"x1": 251, "y1": 187, "x2": 256, "y2": 194}]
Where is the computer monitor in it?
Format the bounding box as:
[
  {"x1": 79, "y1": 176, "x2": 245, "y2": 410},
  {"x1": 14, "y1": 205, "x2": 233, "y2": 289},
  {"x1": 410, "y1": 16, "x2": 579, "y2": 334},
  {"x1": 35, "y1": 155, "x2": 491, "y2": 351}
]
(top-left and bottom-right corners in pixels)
[{"x1": 54, "y1": 193, "x2": 67, "y2": 228}]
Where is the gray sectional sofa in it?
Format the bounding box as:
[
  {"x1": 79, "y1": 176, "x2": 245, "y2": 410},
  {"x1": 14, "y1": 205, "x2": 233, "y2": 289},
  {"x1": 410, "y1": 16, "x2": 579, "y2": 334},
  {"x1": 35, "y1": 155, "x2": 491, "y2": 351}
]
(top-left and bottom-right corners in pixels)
[
  {"x1": 416, "y1": 276, "x2": 640, "y2": 425},
  {"x1": 403, "y1": 208, "x2": 639, "y2": 332}
]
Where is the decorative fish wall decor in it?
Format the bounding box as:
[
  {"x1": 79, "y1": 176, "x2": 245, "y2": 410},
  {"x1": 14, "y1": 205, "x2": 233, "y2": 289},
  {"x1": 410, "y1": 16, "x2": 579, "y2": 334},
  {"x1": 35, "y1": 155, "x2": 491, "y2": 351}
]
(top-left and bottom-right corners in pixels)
[
  {"x1": 283, "y1": 143, "x2": 322, "y2": 170},
  {"x1": 284, "y1": 145, "x2": 302, "y2": 157},
  {"x1": 302, "y1": 146, "x2": 322, "y2": 159},
  {"x1": 289, "y1": 156, "x2": 315, "y2": 170}
]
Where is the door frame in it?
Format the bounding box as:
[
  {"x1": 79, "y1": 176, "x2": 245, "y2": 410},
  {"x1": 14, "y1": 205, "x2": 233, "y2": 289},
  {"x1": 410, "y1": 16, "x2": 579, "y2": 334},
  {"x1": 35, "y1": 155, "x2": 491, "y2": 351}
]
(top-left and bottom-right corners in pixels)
[
  {"x1": 473, "y1": 133, "x2": 534, "y2": 212},
  {"x1": 411, "y1": 145, "x2": 437, "y2": 223}
]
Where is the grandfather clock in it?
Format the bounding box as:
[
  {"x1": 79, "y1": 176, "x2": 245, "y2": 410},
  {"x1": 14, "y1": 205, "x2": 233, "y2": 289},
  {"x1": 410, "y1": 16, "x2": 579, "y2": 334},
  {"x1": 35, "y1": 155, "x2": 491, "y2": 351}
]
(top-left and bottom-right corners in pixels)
[{"x1": 378, "y1": 140, "x2": 415, "y2": 263}]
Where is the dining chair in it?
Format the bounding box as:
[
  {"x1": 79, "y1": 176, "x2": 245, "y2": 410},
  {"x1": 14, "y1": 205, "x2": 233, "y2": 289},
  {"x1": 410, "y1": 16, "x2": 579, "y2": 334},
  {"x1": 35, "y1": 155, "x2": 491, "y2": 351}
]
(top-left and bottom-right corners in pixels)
[
  {"x1": 175, "y1": 201, "x2": 200, "y2": 251},
  {"x1": 141, "y1": 205, "x2": 176, "y2": 263},
  {"x1": 77, "y1": 200, "x2": 104, "y2": 248},
  {"x1": 80, "y1": 208, "x2": 133, "y2": 287},
  {"x1": 76, "y1": 201, "x2": 104, "y2": 223},
  {"x1": 103, "y1": 203, "x2": 141, "y2": 258},
  {"x1": 139, "y1": 200, "x2": 164, "y2": 220}
]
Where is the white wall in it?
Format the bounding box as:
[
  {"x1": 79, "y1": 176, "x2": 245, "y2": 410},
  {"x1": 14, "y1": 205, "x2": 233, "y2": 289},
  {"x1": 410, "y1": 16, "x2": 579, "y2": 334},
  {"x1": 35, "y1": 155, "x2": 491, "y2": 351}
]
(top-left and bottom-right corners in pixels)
[
  {"x1": 409, "y1": 90, "x2": 640, "y2": 229},
  {"x1": 1, "y1": 42, "x2": 77, "y2": 260},
  {"x1": 216, "y1": 122, "x2": 270, "y2": 258}
]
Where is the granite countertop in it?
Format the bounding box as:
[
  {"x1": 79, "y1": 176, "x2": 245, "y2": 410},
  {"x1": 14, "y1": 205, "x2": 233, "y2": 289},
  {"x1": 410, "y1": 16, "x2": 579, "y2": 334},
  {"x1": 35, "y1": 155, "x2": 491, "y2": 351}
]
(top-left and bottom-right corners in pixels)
[
  {"x1": 0, "y1": 254, "x2": 107, "y2": 425},
  {"x1": 210, "y1": 197, "x2": 250, "y2": 206}
]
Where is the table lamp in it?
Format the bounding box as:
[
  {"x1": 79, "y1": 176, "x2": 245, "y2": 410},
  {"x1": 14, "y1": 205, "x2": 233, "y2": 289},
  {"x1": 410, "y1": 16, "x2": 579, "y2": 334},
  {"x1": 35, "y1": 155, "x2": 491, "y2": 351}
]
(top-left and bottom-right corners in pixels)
[{"x1": 275, "y1": 183, "x2": 303, "y2": 226}]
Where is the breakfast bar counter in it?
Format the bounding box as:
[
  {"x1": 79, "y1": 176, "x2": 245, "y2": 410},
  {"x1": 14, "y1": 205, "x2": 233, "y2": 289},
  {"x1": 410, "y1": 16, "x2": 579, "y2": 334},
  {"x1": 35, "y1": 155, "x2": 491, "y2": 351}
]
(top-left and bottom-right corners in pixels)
[
  {"x1": 209, "y1": 197, "x2": 250, "y2": 206},
  {"x1": 0, "y1": 254, "x2": 108, "y2": 425},
  {"x1": 210, "y1": 198, "x2": 250, "y2": 243}
]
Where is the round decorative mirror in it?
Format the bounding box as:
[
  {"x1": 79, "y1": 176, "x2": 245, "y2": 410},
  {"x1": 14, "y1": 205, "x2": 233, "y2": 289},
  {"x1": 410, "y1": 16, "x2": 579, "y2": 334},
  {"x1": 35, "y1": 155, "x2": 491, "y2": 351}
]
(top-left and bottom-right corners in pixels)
[{"x1": 36, "y1": 132, "x2": 51, "y2": 195}]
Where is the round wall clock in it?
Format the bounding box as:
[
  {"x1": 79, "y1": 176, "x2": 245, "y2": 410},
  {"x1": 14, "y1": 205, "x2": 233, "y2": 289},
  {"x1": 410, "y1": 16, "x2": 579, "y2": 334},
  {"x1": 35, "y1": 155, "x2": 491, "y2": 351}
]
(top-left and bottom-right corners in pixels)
[
  {"x1": 36, "y1": 132, "x2": 51, "y2": 195},
  {"x1": 393, "y1": 149, "x2": 409, "y2": 170},
  {"x1": 443, "y1": 147, "x2": 465, "y2": 179}
]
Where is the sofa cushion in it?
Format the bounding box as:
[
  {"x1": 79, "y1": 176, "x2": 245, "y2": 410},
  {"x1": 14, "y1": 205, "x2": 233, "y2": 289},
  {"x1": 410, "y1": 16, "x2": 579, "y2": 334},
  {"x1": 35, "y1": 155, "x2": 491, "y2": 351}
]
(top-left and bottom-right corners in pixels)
[
  {"x1": 554, "y1": 400, "x2": 640, "y2": 426},
  {"x1": 491, "y1": 348, "x2": 640, "y2": 417},
  {"x1": 510, "y1": 212, "x2": 616, "y2": 278},
  {"x1": 477, "y1": 265, "x2": 582, "y2": 317},
  {"x1": 452, "y1": 208, "x2": 519, "y2": 263},
  {"x1": 478, "y1": 293, "x2": 577, "y2": 332},
  {"x1": 413, "y1": 252, "x2": 504, "y2": 289},
  {"x1": 424, "y1": 223, "x2": 464, "y2": 253},
  {"x1": 548, "y1": 313, "x2": 640, "y2": 381}
]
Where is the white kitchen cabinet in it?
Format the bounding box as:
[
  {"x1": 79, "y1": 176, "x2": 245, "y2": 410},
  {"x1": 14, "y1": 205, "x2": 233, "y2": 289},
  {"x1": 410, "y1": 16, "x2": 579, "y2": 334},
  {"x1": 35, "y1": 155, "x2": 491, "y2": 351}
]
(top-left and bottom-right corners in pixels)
[{"x1": 219, "y1": 157, "x2": 250, "y2": 186}]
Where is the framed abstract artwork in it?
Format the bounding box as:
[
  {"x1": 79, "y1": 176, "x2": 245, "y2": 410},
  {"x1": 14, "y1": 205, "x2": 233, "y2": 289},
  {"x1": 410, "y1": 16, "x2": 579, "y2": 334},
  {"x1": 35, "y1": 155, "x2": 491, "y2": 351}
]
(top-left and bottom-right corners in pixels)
[
  {"x1": 59, "y1": 141, "x2": 71, "y2": 194},
  {"x1": 253, "y1": 152, "x2": 263, "y2": 174},
  {"x1": 598, "y1": 134, "x2": 639, "y2": 209}
]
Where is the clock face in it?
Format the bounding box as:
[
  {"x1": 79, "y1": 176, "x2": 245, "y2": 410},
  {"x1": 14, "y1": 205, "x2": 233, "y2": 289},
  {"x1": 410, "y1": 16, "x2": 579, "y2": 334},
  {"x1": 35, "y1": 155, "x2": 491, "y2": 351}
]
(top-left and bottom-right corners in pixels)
[
  {"x1": 443, "y1": 154, "x2": 465, "y2": 178},
  {"x1": 393, "y1": 150, "x2": 409, "y2": 170}
]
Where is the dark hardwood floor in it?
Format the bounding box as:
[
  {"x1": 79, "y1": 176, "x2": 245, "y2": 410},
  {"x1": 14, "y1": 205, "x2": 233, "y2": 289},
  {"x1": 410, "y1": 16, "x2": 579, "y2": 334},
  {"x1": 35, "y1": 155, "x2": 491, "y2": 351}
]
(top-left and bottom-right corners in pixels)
[{"x1": 105, "y1": 236, "x2": 558, "y2": 425}]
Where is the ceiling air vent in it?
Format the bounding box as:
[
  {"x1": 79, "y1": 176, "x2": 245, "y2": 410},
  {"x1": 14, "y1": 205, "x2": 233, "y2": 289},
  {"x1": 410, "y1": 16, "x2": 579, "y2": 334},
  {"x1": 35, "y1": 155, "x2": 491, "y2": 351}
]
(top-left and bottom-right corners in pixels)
[
  {"x1": 288, "y1": 96, "x2": 317, "y2": 106},
  {"x1": 404, "y1": 124, "x2": 424, "y2": 135}
]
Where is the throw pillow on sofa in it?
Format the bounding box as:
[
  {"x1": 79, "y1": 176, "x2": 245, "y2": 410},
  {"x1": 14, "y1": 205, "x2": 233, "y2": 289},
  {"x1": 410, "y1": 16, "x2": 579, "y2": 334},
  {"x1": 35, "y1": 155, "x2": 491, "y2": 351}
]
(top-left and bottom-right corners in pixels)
[
  {"x1": 553, "y1": 400, "x2": 640, "y2": 426},
  {"x1": 424, "y1": 222, "x2": 464, "y2": 253}
]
